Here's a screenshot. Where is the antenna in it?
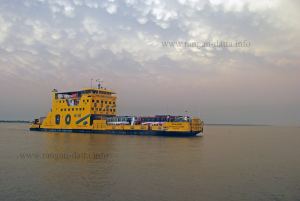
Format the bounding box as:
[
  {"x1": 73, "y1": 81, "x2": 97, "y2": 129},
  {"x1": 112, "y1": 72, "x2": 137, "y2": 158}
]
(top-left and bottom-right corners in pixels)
[{"x1": 96, "y1": 79, "x2": 103, "y2": 89}]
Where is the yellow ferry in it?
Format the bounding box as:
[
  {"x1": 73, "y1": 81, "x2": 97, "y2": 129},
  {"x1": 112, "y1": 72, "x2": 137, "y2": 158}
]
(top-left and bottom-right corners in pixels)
[{"x1": 30, "y1": 83, "x2": 204, "y2": 136}]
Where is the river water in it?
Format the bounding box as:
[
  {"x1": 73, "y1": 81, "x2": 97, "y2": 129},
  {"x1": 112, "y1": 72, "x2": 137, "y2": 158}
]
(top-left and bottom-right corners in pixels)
[{"x1": 0, "y1": 123, "x2": 299, "y2": 201}]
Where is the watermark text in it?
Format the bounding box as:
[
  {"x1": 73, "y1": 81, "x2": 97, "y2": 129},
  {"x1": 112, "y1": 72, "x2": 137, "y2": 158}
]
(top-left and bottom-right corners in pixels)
[
  {"x1": 162, "y1": 40, "x2": 251, "y2": 49},
  {"x1": 17, "y1": 152, "x2": 110, "y2": 160}
]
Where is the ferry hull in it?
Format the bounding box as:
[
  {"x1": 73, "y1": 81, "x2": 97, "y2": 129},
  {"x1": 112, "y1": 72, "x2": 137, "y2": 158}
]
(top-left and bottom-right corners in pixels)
[{"x1": 29, "y1": 128, "x2": 201, "y2": 137}]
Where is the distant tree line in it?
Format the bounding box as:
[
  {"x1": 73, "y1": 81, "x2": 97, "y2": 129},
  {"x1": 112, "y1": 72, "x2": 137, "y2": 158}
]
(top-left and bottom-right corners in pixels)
[{"x1": 0, "y1": 120, "x2": 30, "y2": 123}]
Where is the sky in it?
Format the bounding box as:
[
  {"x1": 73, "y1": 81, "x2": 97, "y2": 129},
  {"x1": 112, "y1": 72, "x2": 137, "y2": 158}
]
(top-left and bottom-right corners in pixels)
[{"x1": 0, "y1": 0, "x2": 299, "y2": 125}]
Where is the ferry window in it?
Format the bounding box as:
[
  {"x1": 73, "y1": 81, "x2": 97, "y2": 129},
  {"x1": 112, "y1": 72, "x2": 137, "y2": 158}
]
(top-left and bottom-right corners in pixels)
[
  {"x1": 101, "y1": 100, "x2": 103, "y2": 103},
  {"x1": 83, "y1": 108, "x2": 85, "y2": 111},
  {"x1": 65, "y1": 114, "x2": 71, "y2": 125},
  {"x1": 76, "y1": 108, "x2": 78, "y2": 111},
  {"x1": 113, "y1": 102, "x2": 115, "y2": 105},
  {"x1": 55, "y1": 115, "x2": 60, "y2": 125},
  {"x1": 83, "y1": 100, "x2": 85, "y2": 102},
  {"x1": 91, "y1": 108, "x2": 94, "y2": 111},
  {"x1": 64, "y1": 109, "x2": 66, "y2": 111},
  {"x1": 92, "y1": 100, "x2": 94, "y2": 102},
  {"x1": 96, "y1": 100, "x2": 99, "y2": 103},
  {"x1": 72, "y1": 108, "x2": 74, "y2": 111},
  {"x1": 87, "y1": 100, "x2": 89, "y2": 102},
  {"x1": 105, "y1": 101, "x2": 107, "y2": 104},
  {"x1": 60, "y1": 109, "x2": 63, "y2": 111},
  {"x1": 109, "y1": 101, "x2": 111, "y2": 104},
  {"x1": 68, "y1": 109, "x2": 70, "y2": 111}
]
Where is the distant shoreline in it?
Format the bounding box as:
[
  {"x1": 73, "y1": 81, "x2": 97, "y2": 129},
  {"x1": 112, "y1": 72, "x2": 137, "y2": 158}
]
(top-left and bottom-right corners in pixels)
[
  {"x1": 0, "y1": 120, "x2": 30, "y2": 123},
  {"x1": 206, "y1": 124, "x2": 273, "y2": 126}
]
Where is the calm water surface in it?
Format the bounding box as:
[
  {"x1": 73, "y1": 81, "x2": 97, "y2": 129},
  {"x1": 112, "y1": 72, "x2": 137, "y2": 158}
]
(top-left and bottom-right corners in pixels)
[{"x1": 0, "y1": 123, "x2": 300, "y2": 201}]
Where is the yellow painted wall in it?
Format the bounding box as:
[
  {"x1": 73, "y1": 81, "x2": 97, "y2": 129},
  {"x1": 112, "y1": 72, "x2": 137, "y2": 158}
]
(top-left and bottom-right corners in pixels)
[{"x1": 163, "y1": 122, "x2": 191, "y2": 132}]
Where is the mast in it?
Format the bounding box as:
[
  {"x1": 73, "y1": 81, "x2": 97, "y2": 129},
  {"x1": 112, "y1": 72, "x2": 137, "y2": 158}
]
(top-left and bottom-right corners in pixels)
[{"x1": 96, "y1": 79, "x2": 103, "y2": 89}]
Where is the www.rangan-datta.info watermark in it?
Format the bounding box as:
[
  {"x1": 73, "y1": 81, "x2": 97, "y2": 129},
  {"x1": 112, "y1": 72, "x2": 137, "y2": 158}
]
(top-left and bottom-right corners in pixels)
[
  {"x1": 17, "y1": 152, "x2": 110, "y2": 160},
  {"x1": 161, "y1": 40, "x2": 251, "y2": 49}
]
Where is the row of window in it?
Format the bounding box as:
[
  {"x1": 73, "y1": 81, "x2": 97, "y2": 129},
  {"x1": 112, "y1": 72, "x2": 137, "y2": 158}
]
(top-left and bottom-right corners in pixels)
[
  {"x1": 93, "y1": 103, "x2": 116, "y2": 107},
  {"x1": 91, "y1": 100, "x2": 115, "y2": 105},
  {"x1": 84, "y1": 90, "x2": 112, "y2": 95},
  {"x1": 91, "y1": 107, "x2": 115, "y2": 112},
  {"x1": 59, "y1": 107, "x2": 115, "y2": 112},
  {"x1": 58, "y1": 99, "x2": 115, "y2": 104},
  {"x1": 60, "y1": 108, "x2": 85, "y2": 112}
]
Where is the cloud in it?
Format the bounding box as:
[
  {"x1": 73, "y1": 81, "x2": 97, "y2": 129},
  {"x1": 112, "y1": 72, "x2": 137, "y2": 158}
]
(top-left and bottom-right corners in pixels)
[
  {"x1": 0, "y1": 16, "x2": 12, "y2": 44},
  {"x1": 0, "y1": 0, "x2": 298, "y2": 74},
  {"x1": 104, "y1": 3, "x2": 118, "y2": 14},
  {"x1": 82, "y1": 17, "x2": 104, "y2": 36},
  {"x1": 46, "y1": 0, "x2": 76, "y2": 17}
]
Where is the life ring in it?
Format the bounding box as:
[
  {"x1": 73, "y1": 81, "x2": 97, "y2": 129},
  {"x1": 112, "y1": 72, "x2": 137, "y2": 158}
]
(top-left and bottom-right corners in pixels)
[{"x1": 65, "y1": 114, "x2": 71, "y2": 125}]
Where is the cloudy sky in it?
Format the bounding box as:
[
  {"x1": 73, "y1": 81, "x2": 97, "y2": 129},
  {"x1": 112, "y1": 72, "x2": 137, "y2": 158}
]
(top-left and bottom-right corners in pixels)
[{"x1": 0, "y1": 0, "x2": 299, "y2": 125}]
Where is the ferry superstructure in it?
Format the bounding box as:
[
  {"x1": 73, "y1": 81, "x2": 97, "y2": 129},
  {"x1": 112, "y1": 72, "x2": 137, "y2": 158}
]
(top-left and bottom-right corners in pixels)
[{"x1": 30, "y1": 84, "x2": 204, "y2": 136}]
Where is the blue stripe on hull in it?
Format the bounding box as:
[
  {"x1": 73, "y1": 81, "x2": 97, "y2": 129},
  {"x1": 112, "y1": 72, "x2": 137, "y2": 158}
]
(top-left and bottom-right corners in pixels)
[{"x1": 29, "y1": 128, "x2": 201, "y2": 137}]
